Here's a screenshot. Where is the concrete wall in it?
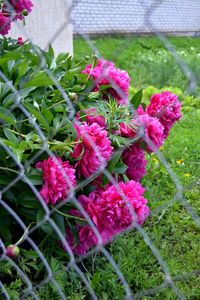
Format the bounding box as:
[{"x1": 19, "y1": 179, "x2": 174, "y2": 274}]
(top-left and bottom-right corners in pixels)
[
  {"x1": 8, "y1": 0, "x2": 200, "y2": 55},
  {"x1": 9, "y1": 0, "x2": 73, "y2": 55},
  {"x1": 72, "y1": 0, "x2": 200, "y2": 35}
]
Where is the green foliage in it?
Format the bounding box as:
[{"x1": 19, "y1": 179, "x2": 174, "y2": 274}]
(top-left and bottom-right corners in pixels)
[{"x1": 85, "y1": 98, "x2": 131, "y2": 135}]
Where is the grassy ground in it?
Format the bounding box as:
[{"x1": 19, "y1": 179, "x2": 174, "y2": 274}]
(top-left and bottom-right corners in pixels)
[
  {"x1": 72, "y1": 36, "x2": 200, "y2": 299},
  {"x1": 74, "y1": 36, "x2": 200, "y2": 94}
]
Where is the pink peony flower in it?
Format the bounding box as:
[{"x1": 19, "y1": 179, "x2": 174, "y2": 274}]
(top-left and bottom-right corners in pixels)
[
  {"x1": 122, "y1": 143, "x2": 147, "y2": 181},
  {"x1": 146, "y1": 91, "x2": 182, "y2": 138},
  {"x1": 3, "y1": 0, "x2": 33, "y2": 20},
  {"x1": 119, "y1": 105, "x2": 145, "y2": 138},
  {"x1": 76, "y1": 108, "x2": 106, "y2": 128},
  {"x1": 66, "y1": 225, "x2": 97, "y2": 255},
  {"x1": 0, "y1": 12, "x2": 11, "y2": 35},
  {"x1": 120, "y1": 113, "x2": 164, "y2": 152},
  {"x1": 97, "y1": 181, "x2": 150, "y2": 231},
  {"x1": 82, "y1": 59, "x2": 130, "y2": 105},
  {"x1": 36, "y1": 157, "x2": 76, "y2": 205},
  {"x1": 119, "y1": 122, "x2": 136, "y2": 138},
  {"x1": 71, "y1": 122, "x2": 113, "y2": 178},
  {"x1": 136, "y1": 105, "x2": 146, "y2": 115},
  {"x1": 66, "y1": 181, "x2": 149, "y2": 255},
  {"x1": 137, "y1": 114, "x2": 164, "y2": 152}
]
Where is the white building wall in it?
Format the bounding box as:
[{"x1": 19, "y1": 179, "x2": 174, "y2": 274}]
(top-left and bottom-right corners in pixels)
[
  {"x1": 72, "y1": 0, "x2": 200, "y2": 34},
  {"x1": 8, "y1": 0, "x2": 200, "y2": 55},
  {"x1": 9, "y1": 0, "x2": 73, "y2": 55}
]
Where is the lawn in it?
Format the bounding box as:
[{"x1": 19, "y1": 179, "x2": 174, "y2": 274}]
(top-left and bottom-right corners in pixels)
[
  {"x1": 74, "y1": 36, "x2": 200, "y2": 94},
  {"x1": 2, "y1": 36, "x2": 200, "y2": 299}
]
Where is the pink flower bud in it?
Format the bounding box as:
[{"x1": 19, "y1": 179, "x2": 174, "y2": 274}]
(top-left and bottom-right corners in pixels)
[
  {"x1": 6, "y1": 245, "x2": 20, "y2": 258},
  {"x1": 17, "y1": 37, "x2": 24, "y2": 45}
]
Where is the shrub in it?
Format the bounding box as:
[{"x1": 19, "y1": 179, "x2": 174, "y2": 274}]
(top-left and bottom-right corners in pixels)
[{"x1": 0, "y1": 38, "x2": 182, "y2": 295}]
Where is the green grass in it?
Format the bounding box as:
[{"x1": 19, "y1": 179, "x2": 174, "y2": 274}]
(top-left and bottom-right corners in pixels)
[
  {"x1": 74, "y1": 36, "x2": 200, "y2": 94},
  {"x1": 72, "y1": 36, "x2": 200, "y2": 299}
]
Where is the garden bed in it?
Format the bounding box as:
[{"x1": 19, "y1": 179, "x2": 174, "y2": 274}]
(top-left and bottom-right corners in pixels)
[{"x1": 0, "y1": 35, "x2": 199, "y2": 299}]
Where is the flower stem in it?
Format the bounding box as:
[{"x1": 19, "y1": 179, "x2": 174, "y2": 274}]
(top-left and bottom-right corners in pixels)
[
  {"x1": 0, "y1": 166, "x2": 19, "y2": 174},
  {"x1": 5, "y1": 128, "x2": 26, "y2": 137},
  {"x1": 53, "y1": 207, "x2": 86, "y2": 222},
  {"x1": 87, "y1": 55, "x2": 98, "y2": 80},
  {"x1": 1, "y1": 12, "x2": 23, "y2": 16},
  {"x1": 48, "y1": 99, "x2": 67, "y2": 110},
  {"x1": 15, "y1": 223, "x2": 35, "y2": 246}
]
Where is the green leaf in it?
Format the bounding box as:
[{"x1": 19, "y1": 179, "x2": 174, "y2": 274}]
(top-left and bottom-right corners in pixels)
[
  {"x1": 65, "y1": 119, "x2": 77, "y2": 139},
  {"x1": 0, "y1": 174, "x2": 16, "y2": 185},
  {"x1": 0, "y1": 52, "x2": 22, "y2": 64},
  {"x1": 41, "y1": 108, "x2": 53, "y2": 125},
  {"x1": 0, "y1": 138, "x2": 17, "y2": 153},
  {"x1": 113, "y1": 161, "x2": 128, "y2": 174},
  {"x1": 52, "y1": 213, "x2": 65, "y2": 236},
  {"x1": 87, "y1": 91, "x2": 101, "y2": 99},
  {"x1": 141, "y1": 102, "x2": 147, "y2": 111},
  {"x1": 21, "y1": 249, "x2": 39, "y2": 259},
  {"x1": 103, "y1": 151, "x2": 122, "y2": 185},
  {"x1": 24, "y1": 102, "x2": 50, "y2": 133},
  {"x1": 72, "y1": 85, "x2": 83, "y2": 92},
  {"x1": 0, "y1": 107, "x2": 17, "y2": 127},
  {"x1": 130, "y1": 89, "x2": 143, "y2": 109},
  {"x1": 25, "y1": 132, "x2": 37, "y2": 142},
  {"x1": 23, "y1": 52, "x2": 39, "y2": 65},
  {"x1": 2, "y1": 36, "x2": 8, "y2": 49},
  {"x1": 21, "y1": 198, "x2": 41, "y2": 209},
  {"x1": 91, "y1": 273, "x2": 101, "y2": 289},
  {"x1": 0, "y1": 218, "x2": 12, "y2": 243},
  {"x1": 48, "y1": 44, "x2": 54, "y2": 59},
  {"x1": 107, "y1": 151, "x2": 122, "y2": 173},
  {"x1": 37, "y1": 209, "x2": 54, "y2": 235},
  {"x1": 3, "y1": 128, "x2": 19, "y2": 146},
  {"x1": 25, "y1": 174, "x2": 43, "y2": 186},
  {"x1": 23, "y1": 71, "x2": 54, "y2": 88},
  {"x1": 56, "y1": 52, "x2": 69, "y2": 64},
  {"x1": 2, "y1": 87, "x2": 36, "y2": 108},
  {"x1": 18, "y1": 191, "x2": 41, "y2": 208},
  {"x1": 0, "y1": 81, "x2": 12, "y2": 101},
  {"x1": 46, "y1": 45, "x2": 56, "y2": 69},
  {"x1": 17, "y1": 59, "x2": 29, "y2": 81},
  {"x1": 99, "y1": 84, "x2": 112, "y2": 92}
]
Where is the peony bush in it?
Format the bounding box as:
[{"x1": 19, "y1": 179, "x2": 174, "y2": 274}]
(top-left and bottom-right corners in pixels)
[{"x1": 0, "y1": 36, "x2": 182, "y2": 258}]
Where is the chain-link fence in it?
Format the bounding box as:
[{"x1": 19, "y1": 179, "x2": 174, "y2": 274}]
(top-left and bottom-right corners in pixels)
[{"x1": 0, "y1": 0, "x2": 200, "y2": 299}]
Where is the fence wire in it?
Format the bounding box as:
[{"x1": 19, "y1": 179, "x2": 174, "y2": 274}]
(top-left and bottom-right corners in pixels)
[{"x1": 0, "y1": 0, "x2": 199, "y2": 299}]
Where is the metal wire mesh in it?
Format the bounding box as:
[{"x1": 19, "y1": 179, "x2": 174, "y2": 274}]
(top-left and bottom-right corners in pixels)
[{"x1": 0, "y1": 0, "x2": 199, "y2": 299}]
